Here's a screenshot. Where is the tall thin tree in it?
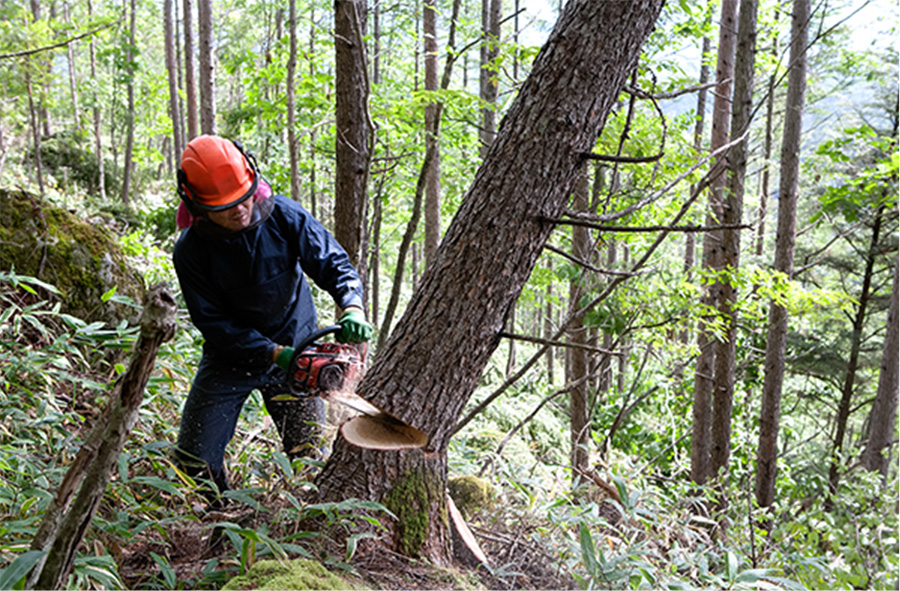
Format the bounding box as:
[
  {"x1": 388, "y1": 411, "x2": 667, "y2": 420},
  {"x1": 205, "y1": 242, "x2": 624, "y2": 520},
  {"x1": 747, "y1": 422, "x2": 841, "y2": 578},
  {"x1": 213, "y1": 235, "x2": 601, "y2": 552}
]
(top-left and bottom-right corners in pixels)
[
  {"x1": 755, "y1": 0, "x2": 809, "y2": 512},
  {"x1": 164, "y1": 0, "x2": 184, "y2": 169},
  {"x1": 182, "y1": 0, "x2": 198, "y2": 140},
  {"x1": 334, "y1": 0, "x2": 372, "y2": 279},
  {"x1": 862, "y1": 259, "x2": 899, "y2": 479},
  {"x1": 710, "y1": 0, "x2": 759, "y2": 483},
  {"x1": 691, "y1": 0, "x2": 739, "y2": 486},
  {"x1": 197, "y1": 0, "x2": 216, "y2": 134},
  {"x1": 119, "y1": 0, "x2": 137, "y2": 207},
  {"x1": 423, "y1": 0, "x2": 441, "y2": 264},
  {"x1": 286, "y1": 0, "x2": 300, "y2": 202}
]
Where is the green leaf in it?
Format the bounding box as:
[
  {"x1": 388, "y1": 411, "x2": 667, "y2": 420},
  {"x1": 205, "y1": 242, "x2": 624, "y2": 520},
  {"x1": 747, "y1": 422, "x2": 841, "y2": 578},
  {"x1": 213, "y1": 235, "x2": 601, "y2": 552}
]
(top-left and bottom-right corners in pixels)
[
  {"x1": 579, "y1": 522, "x2": 599, "y2": 578},
  {"x1": 101, "y1": 286, "x2": 118, "y2": 302},
  {"x1": 132, "y1": 476, "x2": 182, "y2": 496},
  {"x1": 0, "y1": 550, "x2": 46, "y2": 590}
]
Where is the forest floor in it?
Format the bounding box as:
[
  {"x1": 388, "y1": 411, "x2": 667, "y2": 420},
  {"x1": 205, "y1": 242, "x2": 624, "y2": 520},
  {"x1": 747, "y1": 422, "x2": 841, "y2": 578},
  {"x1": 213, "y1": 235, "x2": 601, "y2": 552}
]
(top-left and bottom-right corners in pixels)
[{"x1": 114, "y1": 484, "x2": 579, "y2": 590}]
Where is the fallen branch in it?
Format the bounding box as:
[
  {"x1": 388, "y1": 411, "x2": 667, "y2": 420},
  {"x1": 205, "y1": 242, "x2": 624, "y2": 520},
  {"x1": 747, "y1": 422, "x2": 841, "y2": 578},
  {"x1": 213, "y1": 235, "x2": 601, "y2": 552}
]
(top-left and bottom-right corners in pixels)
[{"x1": 29, "y1": 285, "x2": 176, "y2": 590}]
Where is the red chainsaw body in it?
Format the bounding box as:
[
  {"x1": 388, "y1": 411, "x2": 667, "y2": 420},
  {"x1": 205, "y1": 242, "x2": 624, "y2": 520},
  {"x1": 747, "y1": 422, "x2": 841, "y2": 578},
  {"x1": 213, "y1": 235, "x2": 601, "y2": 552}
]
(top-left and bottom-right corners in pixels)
[{"x1": 290, "y1": 341, "x2": 364, "y2": 396}]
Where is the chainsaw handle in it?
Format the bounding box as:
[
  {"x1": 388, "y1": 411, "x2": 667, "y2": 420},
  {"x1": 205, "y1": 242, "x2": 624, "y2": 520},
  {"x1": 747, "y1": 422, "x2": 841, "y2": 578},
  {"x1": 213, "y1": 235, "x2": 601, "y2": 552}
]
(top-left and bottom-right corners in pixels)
[{"x1": 294, "y1": 324, "x2": 343, "y2": 352}]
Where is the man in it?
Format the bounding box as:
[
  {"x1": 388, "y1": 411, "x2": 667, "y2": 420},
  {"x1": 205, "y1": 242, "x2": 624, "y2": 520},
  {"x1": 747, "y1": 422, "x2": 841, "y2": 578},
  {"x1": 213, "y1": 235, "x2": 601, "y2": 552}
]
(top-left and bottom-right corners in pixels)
[{"x1": 172, "y1": 134, "x2": 371, "y2": 497}]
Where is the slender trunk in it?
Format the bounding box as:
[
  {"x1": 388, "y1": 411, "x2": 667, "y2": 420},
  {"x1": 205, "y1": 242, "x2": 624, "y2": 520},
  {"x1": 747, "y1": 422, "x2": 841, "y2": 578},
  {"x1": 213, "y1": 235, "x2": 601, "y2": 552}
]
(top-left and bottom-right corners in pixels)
[
  {"x1": 26, "y1": 72, "x2": 45, "y2": 197},
  {"x1": 164, "y1": 0, "x2": 183, "y2": 169},
  {"x1": 334, "y1": 0, "x2": 372, "y2": 281},
  {"x1": 709, "y1": 0, "x2": 759, "y2": 483},
  {"x1": 64, "y1": 1, "x2": 80, "y2": 133},
  {"x1": 479, "y1": 0, "x2": 501, "y2": 159},
  {"x1": 183, "y1": 0, "x2": 198, "y2": 140},
  {"x1": 862, "y1": 259, "x2": 899, "y2": 479},
  {"x1": 691, "y1": 0, "x2": 739, "y2": 486},
  {"x1": 424, "y1": 0, "x2": 441, "y2": 263},
  {"x1": 569, "y1": 165, "x2": 591, "y2": 485},
  {"x1": 544, "y1": 257, "x2": 554, "y2": 382},
  {"x1": 287, "y1": 0, "x2": 300, "y2": 202},
  {"x1": 197, "y1": 0, "x2": 216, "y2": 134},
  {"x1": 87, "y1": 0, "x2": 105, "y2": 198},
  {"x1": 755, "y1": 0, "x2": 808, "y2": 512},
  {"x1": 682, "y1": 7, "x2": 713, "y2": 345},
  {"x1": 827, "y1": 204, "x2": 886, "y2": 508},
  {"x1": 378, "y1": 0, "x2": 463, "y2": 345},
  {"x1": 120, "y1": 0, "x2": 137, "y2": 207},
  {"x1": 756, "y1": 8, "x2": 780, "y2": 256}
]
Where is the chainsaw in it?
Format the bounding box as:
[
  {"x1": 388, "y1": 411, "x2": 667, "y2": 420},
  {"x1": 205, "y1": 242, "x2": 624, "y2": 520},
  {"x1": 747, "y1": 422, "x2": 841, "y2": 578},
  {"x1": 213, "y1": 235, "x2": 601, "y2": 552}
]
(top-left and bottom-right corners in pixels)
[
  {"x1": 288, "y1": 325, "x2": 365, "y2": 397},
  {"x1": 286, "y1": 325, "x2": 428, "y2": 451}
]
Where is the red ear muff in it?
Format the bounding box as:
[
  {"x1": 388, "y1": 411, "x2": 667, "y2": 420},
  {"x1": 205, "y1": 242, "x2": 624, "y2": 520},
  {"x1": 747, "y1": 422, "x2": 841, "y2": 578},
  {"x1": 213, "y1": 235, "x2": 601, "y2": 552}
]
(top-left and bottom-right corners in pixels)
[{"x1": 177, "y1": 167, "x2": 200, "y2": 215}]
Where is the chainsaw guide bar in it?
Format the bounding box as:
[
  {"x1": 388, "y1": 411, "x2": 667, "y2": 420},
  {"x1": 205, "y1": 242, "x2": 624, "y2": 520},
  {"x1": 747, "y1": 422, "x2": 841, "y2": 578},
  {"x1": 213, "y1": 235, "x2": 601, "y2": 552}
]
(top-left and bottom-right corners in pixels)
[{"x1": 290, "y1": 325, "x2": 428, "y2": 451}]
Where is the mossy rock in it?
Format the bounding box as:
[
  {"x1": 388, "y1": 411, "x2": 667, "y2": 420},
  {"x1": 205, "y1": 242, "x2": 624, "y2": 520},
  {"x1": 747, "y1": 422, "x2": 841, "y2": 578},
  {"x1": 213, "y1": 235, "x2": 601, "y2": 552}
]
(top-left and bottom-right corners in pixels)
[
  {"x1": 221, "y1": 559, "x2": 359, "y2": 591},
  {"x1": 0, "y1": 188, "x2": 144, "y2": 326},
  {"x1": 448, "y1": 476, "x2": 494, "y2": 519}
]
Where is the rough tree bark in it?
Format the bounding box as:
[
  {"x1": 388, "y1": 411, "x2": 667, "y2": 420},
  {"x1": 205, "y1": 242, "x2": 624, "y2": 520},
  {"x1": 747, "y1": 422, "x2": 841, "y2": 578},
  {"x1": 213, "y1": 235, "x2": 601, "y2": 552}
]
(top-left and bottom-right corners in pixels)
[
  {"x1": 286, "y1": 0, "x2": 300, "y2": 202},
  {"x1": 182, "y1": 0, "x2": 198, "y2": 140},
  {"x1": 164, "y1": 0, "x2": 184, "y2": 168},
  {"x1": 568, "y1": 165, "x2": 592, "y2": 485},
  {"x1": 862, "y1": 259, "x2": 899, "y2": 479},
  {"x1": 197, "y1": 0, "x2": 216, "y2": 134},
  {"x1": 709, "y1": 0, "x2": 758, "y2": 483},
  {"x1": 691, "y1": 0, "x2": 738, "y2": 486},
  {"x1": 28, "y1": 286, "x2": 177, "y2": 590},
  {"x1": 755, "y1": 0, "x2": 808, "y2": 512},
  {"x1": 334, "y1": 0, "x2": 372, "y2": 276},
  {"x1": 423, "y1": 0, "x2": 441, "y2": 264},
  {"x1": 478, "y1": 0, "x2": 500, "y2": 159},
  {"x1": 315, "y1": 0, "x2": 665, "y2": 564}
]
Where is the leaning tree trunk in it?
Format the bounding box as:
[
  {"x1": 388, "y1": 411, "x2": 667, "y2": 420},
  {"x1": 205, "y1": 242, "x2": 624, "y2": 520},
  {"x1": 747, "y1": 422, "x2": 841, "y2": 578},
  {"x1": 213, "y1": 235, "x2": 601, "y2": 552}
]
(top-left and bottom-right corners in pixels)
[
  {"x1": 755, "y1": 0, "x2": 808, "y2": 513},
  {"x1": 315, "y1": 0, "x2": 665, "y2": 564}
]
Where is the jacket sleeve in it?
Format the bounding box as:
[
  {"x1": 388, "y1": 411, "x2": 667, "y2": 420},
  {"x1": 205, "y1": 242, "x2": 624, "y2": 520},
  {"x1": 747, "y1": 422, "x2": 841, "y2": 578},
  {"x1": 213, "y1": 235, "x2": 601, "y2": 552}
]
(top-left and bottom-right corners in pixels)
[
  {"x1": 173, "y1": 237, "x2": 277, "y2": 369},
  {"x1": 289, "y1": 199, "x2": 364, "y2": 311}
]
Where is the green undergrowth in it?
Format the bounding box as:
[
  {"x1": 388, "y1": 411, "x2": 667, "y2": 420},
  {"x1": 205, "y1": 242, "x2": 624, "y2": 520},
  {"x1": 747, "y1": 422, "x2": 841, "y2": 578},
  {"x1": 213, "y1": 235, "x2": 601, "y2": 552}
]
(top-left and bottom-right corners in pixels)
[{"x1": 0, "y1": 262, "x2": 897, "y2": 589}]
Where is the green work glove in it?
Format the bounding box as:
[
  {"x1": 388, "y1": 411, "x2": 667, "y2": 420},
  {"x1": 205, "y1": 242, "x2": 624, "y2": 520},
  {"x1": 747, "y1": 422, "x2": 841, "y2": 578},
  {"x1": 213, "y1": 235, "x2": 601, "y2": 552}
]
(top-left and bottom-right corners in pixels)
[
  {"x1": 338, "y1": 308, "x2": 373, "y2": 343},
  {"x1": 274, "y1": 346, "x2": 295, "y2": 371}
]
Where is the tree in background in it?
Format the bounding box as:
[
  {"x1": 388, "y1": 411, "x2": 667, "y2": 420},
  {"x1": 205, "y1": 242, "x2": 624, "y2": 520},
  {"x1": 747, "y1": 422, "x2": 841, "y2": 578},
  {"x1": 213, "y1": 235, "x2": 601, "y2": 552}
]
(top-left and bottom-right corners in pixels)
[{"x1": 755, "y1": 0, "x2": 810, "y2": 515}]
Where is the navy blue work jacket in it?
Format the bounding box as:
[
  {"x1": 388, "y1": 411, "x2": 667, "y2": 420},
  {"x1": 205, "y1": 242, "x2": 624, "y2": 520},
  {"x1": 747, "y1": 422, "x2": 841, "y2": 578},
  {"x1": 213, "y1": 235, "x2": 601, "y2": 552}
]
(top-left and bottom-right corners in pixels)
[{"x1": 173, "y1": 194, "x2": 363, "y2": 372}]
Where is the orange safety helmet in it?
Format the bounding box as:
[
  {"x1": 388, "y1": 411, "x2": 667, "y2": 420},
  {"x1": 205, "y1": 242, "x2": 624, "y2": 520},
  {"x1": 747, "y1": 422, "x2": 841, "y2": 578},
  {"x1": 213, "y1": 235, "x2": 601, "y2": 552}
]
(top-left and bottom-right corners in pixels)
[{"x1": 177, "y1": 135, "x2": 259, "y2": 212}]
